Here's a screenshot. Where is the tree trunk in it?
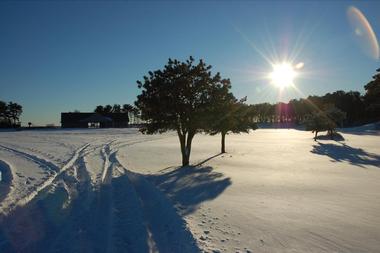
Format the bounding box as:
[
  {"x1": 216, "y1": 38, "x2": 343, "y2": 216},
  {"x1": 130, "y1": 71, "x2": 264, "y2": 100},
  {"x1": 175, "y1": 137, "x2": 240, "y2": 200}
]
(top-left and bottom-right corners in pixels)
[
  {"x1": 185, "y1": 132, "x2": 194, "y2": 165},
  {"x1": 221, "y1": 132, "x2": 226, "y2": 153},
  {"x1": 181, "y1": 149, "x2": 189, "y2": 167},
  {"x1": 329, "y1": 130, "x2": 334, "y2": 140},
  {"x1": 178, "y1": 132, "x2": 188, "y2": 167},
  {"x1": 314, "y1": 131, "x2": 318, "y2": 141},
  {"x1": 177, "y1": 130, "x2": 194, "y2": 167}
]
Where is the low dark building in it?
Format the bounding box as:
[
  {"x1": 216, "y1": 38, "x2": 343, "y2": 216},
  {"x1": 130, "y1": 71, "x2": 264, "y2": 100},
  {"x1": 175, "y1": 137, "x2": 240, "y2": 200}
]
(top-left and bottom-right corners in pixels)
[{"x1": 61, "y1": 112, "x2": 129, "y2": 128}]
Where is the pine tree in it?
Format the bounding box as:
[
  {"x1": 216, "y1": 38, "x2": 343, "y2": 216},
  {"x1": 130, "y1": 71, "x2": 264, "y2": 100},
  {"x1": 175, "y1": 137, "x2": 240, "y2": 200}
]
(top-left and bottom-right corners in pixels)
[{"x1": 135, "y1": 57, "x2": 231, "y2": 166}]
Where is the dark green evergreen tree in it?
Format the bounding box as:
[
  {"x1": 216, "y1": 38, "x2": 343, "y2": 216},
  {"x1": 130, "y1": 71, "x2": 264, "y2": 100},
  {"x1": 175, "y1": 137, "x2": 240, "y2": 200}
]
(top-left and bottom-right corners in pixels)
[{"x1": 135, "y1": 57, "x2": 231, "y2": 166}]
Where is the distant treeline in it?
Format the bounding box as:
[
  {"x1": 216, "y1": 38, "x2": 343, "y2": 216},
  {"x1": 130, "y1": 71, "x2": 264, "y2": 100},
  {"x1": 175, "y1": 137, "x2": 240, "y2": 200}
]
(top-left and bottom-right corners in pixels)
[
  {"x1": 0, "y1": 100, "x2": 23, "y2": 128},
  {"x1": 94, "y1": 103, "x2": 137, "y2": 114},
  {"x1": 94, "y1": 103, "x2": 141, "y2": 124},
  {"x1": 249, "y1": 68, "x2": 380, "y2": 126}
]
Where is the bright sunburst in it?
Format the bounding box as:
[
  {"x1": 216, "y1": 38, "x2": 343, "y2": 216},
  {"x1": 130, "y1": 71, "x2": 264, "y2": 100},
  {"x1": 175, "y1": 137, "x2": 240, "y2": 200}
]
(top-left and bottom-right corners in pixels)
[{"x1": 269, "y1": 62, "x2": 297, "y2": 89}]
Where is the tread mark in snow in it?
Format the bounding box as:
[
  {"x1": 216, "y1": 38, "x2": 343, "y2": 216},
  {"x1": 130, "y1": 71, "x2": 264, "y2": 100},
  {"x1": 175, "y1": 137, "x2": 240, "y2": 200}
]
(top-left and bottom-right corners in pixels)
[{"x1": 1, "y1": 143, "x2": 90, "y2": 215}]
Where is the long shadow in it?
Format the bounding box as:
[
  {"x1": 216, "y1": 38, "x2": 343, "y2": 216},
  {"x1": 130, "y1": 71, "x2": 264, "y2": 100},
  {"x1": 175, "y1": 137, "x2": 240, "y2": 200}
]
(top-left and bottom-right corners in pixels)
[
  {"x1": 149, "y1": 164, "x2": 232, "y2": 216},
  {"x1": 194, "y1": 153, "x2": 223, "y2": 167},
  {"x1": 0, "y1": 160, "x2": 13, "y2": 203},
  {"x1": 339, "y1": 129, "x2": 379, "y2": 136},
  {"x1": 315, "y1": 132, "x2": 345, "y2": 141},
  {"x1": 0, "y1": 154, "x2": 230, "y2": 252},
  {"x1": 126, "y1": 171, "x2": 200, "y2": 253},
  {"x1": 0, "y1": 183, "x2": 71, "y2": 252},
  {"x1": 311, "y1": 142, "x2": 380, "y2": 168},
  {"x1": 338, "y1": 123, "x2": 380, "y2": 136},
  {"x1": 0, "y1": 177, "x2": 149, "y2": 253}
]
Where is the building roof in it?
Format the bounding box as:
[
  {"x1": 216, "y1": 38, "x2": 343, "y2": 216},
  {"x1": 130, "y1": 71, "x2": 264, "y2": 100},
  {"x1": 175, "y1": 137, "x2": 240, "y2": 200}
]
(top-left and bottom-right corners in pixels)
[{"x1": 79, "y1": 113, "x2": 112, "y2": 123}]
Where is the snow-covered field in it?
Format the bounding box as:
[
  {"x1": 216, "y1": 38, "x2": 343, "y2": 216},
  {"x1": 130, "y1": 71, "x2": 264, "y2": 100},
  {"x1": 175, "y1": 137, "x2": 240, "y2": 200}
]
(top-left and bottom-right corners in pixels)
[{"x1": 0, "y1": 127, "x2": 379, "y2": 253}]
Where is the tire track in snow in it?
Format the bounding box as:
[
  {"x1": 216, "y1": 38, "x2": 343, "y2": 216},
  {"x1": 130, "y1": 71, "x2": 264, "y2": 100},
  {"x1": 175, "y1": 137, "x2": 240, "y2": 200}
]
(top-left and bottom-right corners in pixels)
[
  {"x1": 101, "y1": 145, "x2": 111, "y2": 184},
  {"x1": 99, "y1": 140, "x2": 118, "y2": 252},
  {"x1": 48, "y1": 140, "x2": 117, "y2": 252},
  {"x1": 126, "y1": 170, "x2": 200, "y2": 253},
  {"x1": 110, "y1": 134, "x2": 175, "y2": 151},
  {"x1": 41, "y1": 145, "x2": 103, "y2": 253},
  {"x1": 99, "y1": 146, "x2": 151, "y2": 253},
  {"x1": 111, "y1": 151, "x2": 200, "y2": 253},
  {"x1": 1, "y1": 140, "x2": 119, "y2": 251},
  {"x1": 110, "y1": 168, "x2": 150, "y2": 253},
  {"x1": 1, "y1": 143, "x2": 90, "y2": 215},
  {"x1": 100, "y1": 140, "x2": 117, "y2": 185},
  {"x1": 49, "y1": 140, "x2": 118, "y2": 252},
  {"x1": 1, "y1": 136, "x2": 199, "y2": 252},
  {"x1": 0, "y1": 144, "x2": 59, "y2": 172},
  {"x1": 75, "y1": 139, "x2": 169, "y2": 252}
]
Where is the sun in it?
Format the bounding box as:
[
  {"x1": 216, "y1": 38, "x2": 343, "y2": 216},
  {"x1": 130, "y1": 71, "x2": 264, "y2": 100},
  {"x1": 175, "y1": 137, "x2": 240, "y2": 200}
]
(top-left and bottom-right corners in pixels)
[{"x1": 269, "y1": 62, "x2": 297, "y2": 89}]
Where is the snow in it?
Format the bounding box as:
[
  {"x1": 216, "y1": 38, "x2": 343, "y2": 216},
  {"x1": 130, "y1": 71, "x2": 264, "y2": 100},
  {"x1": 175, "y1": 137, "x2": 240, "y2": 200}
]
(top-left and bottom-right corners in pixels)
[{"x1": 0, "y1": 127, "x2": 379, "y2": 252}]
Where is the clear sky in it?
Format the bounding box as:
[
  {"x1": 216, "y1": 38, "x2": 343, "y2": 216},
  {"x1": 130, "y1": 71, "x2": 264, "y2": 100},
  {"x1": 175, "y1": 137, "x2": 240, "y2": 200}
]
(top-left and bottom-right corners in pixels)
[{"x1": 0, "y1": 1, "x2": 379, "y2": 126}]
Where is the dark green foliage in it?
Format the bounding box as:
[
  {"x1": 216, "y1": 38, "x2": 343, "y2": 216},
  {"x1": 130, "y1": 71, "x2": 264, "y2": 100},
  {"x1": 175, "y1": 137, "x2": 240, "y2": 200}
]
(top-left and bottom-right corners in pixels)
[
  {"x1": 135, "y1": 57, "x2": 231, "y2": 166},
  {"x1": 94, "y1": 105, "x2": 104, "y2": 114},
  {"x1": 104, "y1": 105, "x2": 113, "y2": 114},
  {"x1": 7, "y1": 102, "x2": 22, "y2": 126},
  {"x1": 94, "y1": 104, "x2": 136, "y2": 114},
  {"x1": 305, "y1": 112, "x2": 330, "y2": 140},
  {"x1": 304, "y1": 107, "x2": 346, "y2": 140},
  {"x1": 325, "y1": 106, "x2": 346, "y2": 128},
  {"x1": 0, "y1": 100, "x2": 22, "y2": 128},
  {"x1": 249, "y1": 103, "x2": 275, "y2": 123},
  {"x1": 112, "y1": 104, "x2": 122, "y2": 113},
  {"x1": 364, "y1": 68, "x2": 380, "y2": 120},
  {"x1": 0, "y1": 101, "x2": 7, "y2": 120},
  {"x1": 122, "y1": 104, "x2": 135, "y2": 113},
  {"x1": 206, "y1": 93, "x2": 257, "y2": 153},
  {"x1": 322, "y1": 90, "x2": 364, "y2": 124}
]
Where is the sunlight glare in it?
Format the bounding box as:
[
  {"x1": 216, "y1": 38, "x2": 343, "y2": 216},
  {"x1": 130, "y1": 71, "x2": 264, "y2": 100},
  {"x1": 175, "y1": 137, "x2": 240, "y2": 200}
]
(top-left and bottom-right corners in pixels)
[{"x1": 269, "y1": 63, "x2": 297, "y2": 89}]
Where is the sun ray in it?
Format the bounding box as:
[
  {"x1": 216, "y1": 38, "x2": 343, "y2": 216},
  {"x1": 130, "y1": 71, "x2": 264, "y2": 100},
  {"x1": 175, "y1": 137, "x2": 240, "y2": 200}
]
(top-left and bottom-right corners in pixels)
[
  {"x1": 269, "y1": 62, "x2": 297, "y2": 89},
  {"x1": 233, "y1": 25, "x2": 275, "y2": 66}
]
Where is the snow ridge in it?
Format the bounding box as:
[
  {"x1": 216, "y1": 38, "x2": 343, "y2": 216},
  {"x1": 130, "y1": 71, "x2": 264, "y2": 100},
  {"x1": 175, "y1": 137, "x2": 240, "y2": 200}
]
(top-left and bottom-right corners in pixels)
[{"x1": 0, "y1": 138, "x2": 200, "y2": 252}]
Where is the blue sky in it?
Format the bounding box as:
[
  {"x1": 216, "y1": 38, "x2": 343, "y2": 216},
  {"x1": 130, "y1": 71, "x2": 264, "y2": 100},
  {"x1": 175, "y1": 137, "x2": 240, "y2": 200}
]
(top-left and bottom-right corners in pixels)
[{"x1": 0, "y1": 1, "x2": 379, "y2": 126}]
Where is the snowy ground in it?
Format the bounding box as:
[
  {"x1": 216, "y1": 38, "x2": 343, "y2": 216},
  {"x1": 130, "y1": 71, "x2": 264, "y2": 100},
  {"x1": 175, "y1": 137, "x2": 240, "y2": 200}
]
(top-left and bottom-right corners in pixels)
[{"x1": 0, "y1": 127, "x2": 379, "y2": 252}]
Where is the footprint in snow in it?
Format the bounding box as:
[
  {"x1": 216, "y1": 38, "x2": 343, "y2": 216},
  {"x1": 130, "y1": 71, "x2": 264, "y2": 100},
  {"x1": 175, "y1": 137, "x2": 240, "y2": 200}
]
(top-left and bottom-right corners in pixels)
[{"x1": 16, "y1": 173, "x2": 24, "y2": 178}]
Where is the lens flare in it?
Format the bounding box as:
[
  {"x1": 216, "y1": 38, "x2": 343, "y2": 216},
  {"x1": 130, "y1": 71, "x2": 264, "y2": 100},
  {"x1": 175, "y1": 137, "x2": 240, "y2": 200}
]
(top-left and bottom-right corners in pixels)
[
  {"x1": 347, "y1": 6, "x2": 380, "y2": 60},
  {"x1": 295, "y1": 62, "x2": 304, "y2": 69},
  {"x1": 269, "y1": 63, "x2": 297, "y2": 89}
]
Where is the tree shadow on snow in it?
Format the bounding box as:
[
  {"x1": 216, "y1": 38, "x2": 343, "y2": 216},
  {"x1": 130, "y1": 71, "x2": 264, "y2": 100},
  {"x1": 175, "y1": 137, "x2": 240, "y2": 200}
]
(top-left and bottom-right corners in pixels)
[
  {"x1": 311, "y1": 142, "x2": 380, "y2": 168},
  {"x1": 0, "y1": 160, "x2": 13, "y2": 203},
  {"x1": 149, "y1": 161, "x2": 232, "y2": 216},
  {"x1": 0, "y1": 153, "x2": 229, "y2": 253},
  {"x1": 338, "y1": 123, "x2": 380, "y2": 136},
  {"x1": 315, "y1": 132, "x2": 345, "y2": 141},
  {"x1": 0, "y1": 170, "x2": 201, "y2": 253}
]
